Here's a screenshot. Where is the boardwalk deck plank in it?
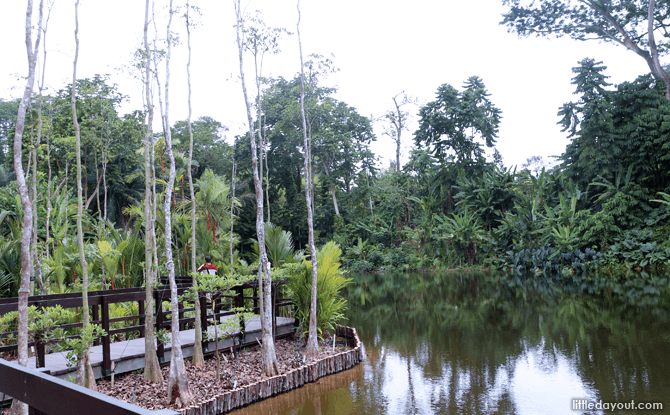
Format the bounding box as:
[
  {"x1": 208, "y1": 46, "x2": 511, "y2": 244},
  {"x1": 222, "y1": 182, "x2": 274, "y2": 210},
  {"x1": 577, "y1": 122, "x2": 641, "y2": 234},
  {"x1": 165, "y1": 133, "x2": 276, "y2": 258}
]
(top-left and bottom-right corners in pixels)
[{"x1": 1, "y1": 316, "x2": 295, "y2": 381}]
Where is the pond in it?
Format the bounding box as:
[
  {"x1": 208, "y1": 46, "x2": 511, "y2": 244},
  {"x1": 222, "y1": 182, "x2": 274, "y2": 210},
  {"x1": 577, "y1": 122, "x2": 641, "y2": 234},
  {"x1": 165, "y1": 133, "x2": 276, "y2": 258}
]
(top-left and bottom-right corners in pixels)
[{"x1": 231, "y1": 271, "x2": 670, "y2": 415}]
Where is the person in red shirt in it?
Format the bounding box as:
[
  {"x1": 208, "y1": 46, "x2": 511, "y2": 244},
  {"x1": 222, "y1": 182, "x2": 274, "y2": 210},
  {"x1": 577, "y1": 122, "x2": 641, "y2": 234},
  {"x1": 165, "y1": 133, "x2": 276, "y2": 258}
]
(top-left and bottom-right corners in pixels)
[{"x1": 197, "y1": 255, "x2": 218, "y2": 275}]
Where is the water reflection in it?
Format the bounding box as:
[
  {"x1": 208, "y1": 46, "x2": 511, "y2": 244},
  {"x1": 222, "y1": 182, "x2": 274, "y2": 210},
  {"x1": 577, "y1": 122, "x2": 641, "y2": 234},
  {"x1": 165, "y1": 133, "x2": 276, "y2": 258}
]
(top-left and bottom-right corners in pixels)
[{"x1": 231, "y1": 272, "x2": 670, "y2": 415}]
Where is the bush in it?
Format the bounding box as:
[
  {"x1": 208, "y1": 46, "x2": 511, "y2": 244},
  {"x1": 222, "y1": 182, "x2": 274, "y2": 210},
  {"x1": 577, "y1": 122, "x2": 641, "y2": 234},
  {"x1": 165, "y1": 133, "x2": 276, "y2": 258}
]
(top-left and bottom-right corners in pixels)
[{"x1": 287, "y1": 241, "x2": 352, "y2": 338}]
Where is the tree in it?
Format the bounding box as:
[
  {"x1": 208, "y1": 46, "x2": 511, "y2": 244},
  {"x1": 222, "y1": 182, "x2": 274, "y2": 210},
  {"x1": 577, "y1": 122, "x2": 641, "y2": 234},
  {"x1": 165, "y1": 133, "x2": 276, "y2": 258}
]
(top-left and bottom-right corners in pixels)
[
  {"x1": 10, "y1": 0, "x2": 43, "y2": 413},
  {"x1": 183, "y1": 0, "x2": 205, "y2": 369},
  {"x1": 501, "y1": 0, "x2": 670, "y2": 98},
  {"x1": 163, "y1": 0, "x2": 193, "y2": 406},
  {"x1": 71, "y1": 0, "x2": 96, "y2": 390},
  {"x1": 172, "y1": 116, "x2": 231, "y2": 178},
  {"x1": 242, "y1": 11, "x2": 290, "y2": 223},
  {"x1": 559, "y1": 58, "x2": 670, "y2": 192},
  {"x1": 142, "y1": 0, "x2": 163, "y2": 385},
  {"x1": 414, "y1": 76, "x2": 502, "y2": 166},
  {"x1": 297, "y1": 0, "x2": 319, "y2": 359},
  {"x1": 235, "y1": 0, "x2": 279, "y2": 376},
  {"x1": 382, "y1": 92, "x2": 414, "y2": 172}
]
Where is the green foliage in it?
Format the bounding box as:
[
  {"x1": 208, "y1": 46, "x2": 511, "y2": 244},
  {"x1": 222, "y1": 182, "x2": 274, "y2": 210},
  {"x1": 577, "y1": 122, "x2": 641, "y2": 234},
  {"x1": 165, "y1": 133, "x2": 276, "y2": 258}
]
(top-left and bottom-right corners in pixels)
[
  {"x1": 559, "y1": 60, "x2": 670, "y2": 193},
  {"x1": 414, "y1": 76, "x2": 502, "y2": 165},
  {"x1": 252, "y1": 222, "x2": 299, "y2": 268},
  {"x1": 497, "y1": 245, "x2": 602, "y2": 277},
  {"x1": 287, "y1": 241, "x2": 351, "y2": 338},
  {"x1": 603, "y1": 230, "x2": 670, "y2": 269},
  {"x1": 435, "y1": 207, "x2": 487, "y2": 266},
  {"x1": 56, "y1": 324, "x2": 107, "y2": 371}
]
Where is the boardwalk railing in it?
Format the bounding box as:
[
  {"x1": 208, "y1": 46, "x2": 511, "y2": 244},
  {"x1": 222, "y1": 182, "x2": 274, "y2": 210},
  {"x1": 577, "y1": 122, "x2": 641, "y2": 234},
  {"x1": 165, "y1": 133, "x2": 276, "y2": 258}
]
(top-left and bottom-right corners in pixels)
[
  {"x1": 0, "y1": 278, "x2": 294, "y2": 376},
  {"x1": 0, "y1": 358, "x2": 178, "y2": 415}
]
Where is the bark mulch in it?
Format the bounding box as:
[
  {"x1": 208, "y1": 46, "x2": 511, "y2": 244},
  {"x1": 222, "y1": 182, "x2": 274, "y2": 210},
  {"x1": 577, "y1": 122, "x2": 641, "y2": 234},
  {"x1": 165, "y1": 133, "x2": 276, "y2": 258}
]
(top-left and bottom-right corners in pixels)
[{"x1": 95, "y1": 334, "x2": 347, "y2": 411}]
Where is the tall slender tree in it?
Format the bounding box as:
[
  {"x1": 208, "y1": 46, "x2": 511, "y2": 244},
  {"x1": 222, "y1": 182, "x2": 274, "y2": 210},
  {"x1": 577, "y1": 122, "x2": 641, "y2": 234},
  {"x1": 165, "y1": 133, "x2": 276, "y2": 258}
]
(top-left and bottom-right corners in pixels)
[
  {"x1": 10, "y1": 1, "x2": 43, "y2": 414},
  {"x1": 235, "y1": 0, "x2": 279, "y2": 376},
  {"x1": 243, "y1": 12, "x2": 290, "y2": 224},
  {"x1": 31, "y1": 0, "x2": 54, "y2": 296},
  {"x1": 142, "y1": 0, "x2": 163, "y2": 384},
  {"x1": 297, "y1": 0, "x2": 319, "y2": 359},
  {"x1": 184, "y1": 1, "x2": 205, "y2": 368},
  {"x1": 71, "y1": 0, "x2": 96, "y2": 389},
  {"x1": 164, "y1": 0, "x2": 194, "y2": 405}
]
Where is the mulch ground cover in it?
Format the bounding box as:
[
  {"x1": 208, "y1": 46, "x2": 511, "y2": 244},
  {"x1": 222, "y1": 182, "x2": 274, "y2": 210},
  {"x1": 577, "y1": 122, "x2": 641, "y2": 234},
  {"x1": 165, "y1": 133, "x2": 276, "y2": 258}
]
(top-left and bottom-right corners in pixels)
[{"x1": 97, "y1": 334, "x2": 346, "y2": 411}]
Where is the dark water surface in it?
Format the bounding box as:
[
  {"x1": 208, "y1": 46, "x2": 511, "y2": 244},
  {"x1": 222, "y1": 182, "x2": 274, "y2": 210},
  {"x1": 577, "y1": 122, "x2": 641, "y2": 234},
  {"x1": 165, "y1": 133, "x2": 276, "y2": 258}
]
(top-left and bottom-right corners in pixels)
[{"x1": 231, "y1": 272, "x2": 670, "y2": 415}]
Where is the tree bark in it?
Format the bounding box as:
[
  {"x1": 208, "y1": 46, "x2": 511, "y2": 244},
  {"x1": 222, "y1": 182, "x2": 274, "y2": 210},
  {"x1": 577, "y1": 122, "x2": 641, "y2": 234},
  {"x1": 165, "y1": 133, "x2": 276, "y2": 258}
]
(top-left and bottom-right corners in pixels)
[
  {"x1": 71, "y1": 0, "x2": 95, "y2": 390},
  {"x1": 648, "y1": 0, "x2": 670, "y2": 99},
  {"x1": 185, "y1": 1, "x2": 204, "y2": 368},
  {"x1": 164, "y1": 1, "x2": 194, "y2": 406},
  {"x1": 229, "y1": 160, "x2": 236, "y2": 264},
  {"x1": 9, "y1": 1, "x2": 43, "y2": 414},
  {"x1": 33, "y1": 87, "x2": 44, "y2": 295},
  {"x1": 235, "y1": 0, "x2": 279, "y2": 377},
  {"x1": 142, "y1": 0, "x2": 163, "y2": 384},
  {"x1": 297, "y1": 0, "x2": 320, "y2": 359}
]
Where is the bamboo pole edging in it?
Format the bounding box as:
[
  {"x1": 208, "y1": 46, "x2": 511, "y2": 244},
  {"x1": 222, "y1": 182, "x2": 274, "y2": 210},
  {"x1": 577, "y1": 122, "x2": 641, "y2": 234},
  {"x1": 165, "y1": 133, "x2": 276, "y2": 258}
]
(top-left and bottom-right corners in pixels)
[{"x1": 177, "y1": 325, "x2": 362, "y2": 415}]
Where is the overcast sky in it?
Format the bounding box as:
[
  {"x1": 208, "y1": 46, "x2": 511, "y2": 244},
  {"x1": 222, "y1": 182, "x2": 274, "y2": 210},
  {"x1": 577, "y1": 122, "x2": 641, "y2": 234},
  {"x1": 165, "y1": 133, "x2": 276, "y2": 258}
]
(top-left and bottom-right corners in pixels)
[{"x1": 1, "y1": 0, "x2": 652, "y2": 170}]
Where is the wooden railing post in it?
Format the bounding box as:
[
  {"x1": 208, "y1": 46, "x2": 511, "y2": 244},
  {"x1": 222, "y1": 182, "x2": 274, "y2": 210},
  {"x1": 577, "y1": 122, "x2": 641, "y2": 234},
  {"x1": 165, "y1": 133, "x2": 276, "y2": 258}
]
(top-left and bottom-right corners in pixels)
[
  {"x1": 92, "y1": 301, "x2": 100, "y2": 346},
  {"x1": 178, "y1": 299, "x2": 185, "y2": 331},
  {"x1": 155, "y1": 290, "x2": 165, "y2": 363},
  {"x1": 34, "y1": 301, "x2": 45, "y2": 369},
  {"x1": 35, "y1": 331, "x2": 46, "y2": 369},
  {"x1": 235, "y1": 287, "x2": 245, "y2": 337},
  {"x1": 272, "y1": 284, "x2": 277, "y2": 338},
  {"x1": 200, "y1": 293, "x2": 208, "y2": 352},
  {"x1": 138, "y1": 299, "x2": 145, "y2": 338},
  {"x1": 101, "y1": 295, "x2": 112, "y2": 376}
]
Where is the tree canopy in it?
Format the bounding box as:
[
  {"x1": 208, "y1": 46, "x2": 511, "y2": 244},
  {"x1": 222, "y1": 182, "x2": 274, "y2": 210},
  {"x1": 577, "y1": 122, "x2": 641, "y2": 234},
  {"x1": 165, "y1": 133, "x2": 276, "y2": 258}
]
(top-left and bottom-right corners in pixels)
[
  {"x1": 414, "y1": 76, "x2": 502, "y2": 165},
  {"x1": 501, "y1": 0, "x2": 670, "y2": 97}
]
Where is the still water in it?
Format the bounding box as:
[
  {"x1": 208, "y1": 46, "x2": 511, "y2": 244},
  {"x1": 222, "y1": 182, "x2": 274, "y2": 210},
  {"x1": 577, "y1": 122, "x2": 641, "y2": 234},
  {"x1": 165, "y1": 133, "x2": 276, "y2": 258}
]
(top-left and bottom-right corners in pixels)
[{"x1": 232, "y1": 272, "x2": 670, "y2": 415}]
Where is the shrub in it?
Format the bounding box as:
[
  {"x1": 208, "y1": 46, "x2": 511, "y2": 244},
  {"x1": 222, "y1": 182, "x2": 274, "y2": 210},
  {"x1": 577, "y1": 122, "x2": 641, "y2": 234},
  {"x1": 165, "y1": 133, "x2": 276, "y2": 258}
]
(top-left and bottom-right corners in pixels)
[{"x1": 287, "y1": 241, "x2": 352, "y2": 338}]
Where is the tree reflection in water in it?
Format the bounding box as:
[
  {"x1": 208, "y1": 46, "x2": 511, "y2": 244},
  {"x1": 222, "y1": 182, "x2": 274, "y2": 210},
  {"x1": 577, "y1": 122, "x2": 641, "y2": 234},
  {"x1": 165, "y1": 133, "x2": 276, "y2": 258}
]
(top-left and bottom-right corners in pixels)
[{"x1": 231, "y1": 271, "x2": 670, "y2": 415}]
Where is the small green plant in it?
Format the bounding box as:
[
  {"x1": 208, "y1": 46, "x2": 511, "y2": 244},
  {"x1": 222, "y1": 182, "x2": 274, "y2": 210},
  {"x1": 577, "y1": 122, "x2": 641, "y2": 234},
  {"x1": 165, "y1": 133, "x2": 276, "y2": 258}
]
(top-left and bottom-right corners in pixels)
[
  {"x1": 55, "y1": 324, "x2": 106, "y2": 372},
  {"x1": 183, "y1": 270, "x2": 254, "y2": 382},
  {"x1": 288, "y1": 241, "x2": 352, "y2": 339}
]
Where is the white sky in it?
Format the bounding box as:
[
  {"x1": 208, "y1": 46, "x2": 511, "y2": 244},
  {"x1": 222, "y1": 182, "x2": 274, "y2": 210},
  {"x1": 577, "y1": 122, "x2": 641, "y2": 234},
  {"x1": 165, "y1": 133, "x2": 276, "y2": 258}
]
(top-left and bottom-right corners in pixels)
[{"x1": 0, "y1": 0, "x2": 652, "y2": 170}]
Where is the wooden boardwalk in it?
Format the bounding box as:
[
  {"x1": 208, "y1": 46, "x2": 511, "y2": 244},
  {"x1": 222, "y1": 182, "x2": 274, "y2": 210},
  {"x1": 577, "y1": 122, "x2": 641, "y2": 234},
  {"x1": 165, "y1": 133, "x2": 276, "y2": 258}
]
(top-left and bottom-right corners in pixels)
[{"x1": 4, "y1": 315, "x2": 295, "y2": 381}]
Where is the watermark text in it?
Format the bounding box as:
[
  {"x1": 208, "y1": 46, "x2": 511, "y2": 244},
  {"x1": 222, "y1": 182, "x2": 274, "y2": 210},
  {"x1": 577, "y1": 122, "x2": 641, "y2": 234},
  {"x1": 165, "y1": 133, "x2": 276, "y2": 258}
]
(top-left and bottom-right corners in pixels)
[{"x1": 572, "y1": 399, "x2": 663, "y2": 412}]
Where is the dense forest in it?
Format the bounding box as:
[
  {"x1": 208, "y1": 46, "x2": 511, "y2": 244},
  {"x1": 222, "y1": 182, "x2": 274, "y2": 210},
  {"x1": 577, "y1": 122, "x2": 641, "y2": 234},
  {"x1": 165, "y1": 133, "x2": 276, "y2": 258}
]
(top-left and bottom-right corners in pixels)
[{"x1": 0, "y1": 56, "x2": 669, "y2": 300}]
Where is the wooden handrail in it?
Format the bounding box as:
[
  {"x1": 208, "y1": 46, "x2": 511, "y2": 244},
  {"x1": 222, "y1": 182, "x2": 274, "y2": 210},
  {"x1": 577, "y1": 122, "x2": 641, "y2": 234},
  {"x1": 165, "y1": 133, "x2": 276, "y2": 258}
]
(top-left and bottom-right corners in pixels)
[
  {"x1": 0, "y1": 280, "x2": 293, "y2": 375},
  {"x1": 0, "y1": 359, "x2": 178, "y2": 415}
]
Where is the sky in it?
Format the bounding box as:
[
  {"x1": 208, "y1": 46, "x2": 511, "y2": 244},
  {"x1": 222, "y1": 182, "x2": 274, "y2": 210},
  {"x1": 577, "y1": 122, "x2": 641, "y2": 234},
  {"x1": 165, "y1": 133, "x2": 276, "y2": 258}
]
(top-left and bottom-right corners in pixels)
[{"x1": 0, "y1": 0, "x2": 652, "y2": 170}]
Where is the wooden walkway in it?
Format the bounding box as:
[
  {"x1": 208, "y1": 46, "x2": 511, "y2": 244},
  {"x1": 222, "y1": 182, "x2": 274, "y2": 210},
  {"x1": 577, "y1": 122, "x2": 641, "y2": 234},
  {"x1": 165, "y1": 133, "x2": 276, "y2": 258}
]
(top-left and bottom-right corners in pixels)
[{"x1": 4, "y1": 315, "x2": 295, "y2": 381}]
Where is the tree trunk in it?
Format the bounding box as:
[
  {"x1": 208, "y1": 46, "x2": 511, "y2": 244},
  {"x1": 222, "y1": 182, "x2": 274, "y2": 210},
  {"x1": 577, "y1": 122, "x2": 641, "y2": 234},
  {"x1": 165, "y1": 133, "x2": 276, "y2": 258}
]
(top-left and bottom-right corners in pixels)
[
  {"x1": 102, "y1": 149, "x2": 107, "y2": 222},
  {"x1": 185, "y1": 1, "x2": 204, "y2": 368},
  {"x1": 9, "y1": 2, "x2": 43, "y2": 414},
  {"x1": 142, "y1": 0, "x2": 163, "y2": 384},
  {"x1": 330, "y1": 185, "x2": 340, "y2": 215},
  {"x1": 164, "y1": 1, "x2": 194, "y2": 406},
  {"x1": 297, "y1": 1, "x2": 320, "y2": 359},
  {"x1": 34, "y1": 33, "x2": 50, "y2": 294},
  {"x1": 229, "y1": 160, "x2": 236, "y2": 264},
  {"x1": 72, "y1": 0, "x2": 95, "y2": 390},
  {"x1": 32, "y1": 103, "x2": 44, "y2": 295},
  {"x1": 235, "y1": 0, "x2": 279, "y2": 377},
  {"x1": 45, "y1": 98, "x2": 53, "y2": 289},
  {"x1": 648, "y1": 0, "x2": 670, "y2": 99}
]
